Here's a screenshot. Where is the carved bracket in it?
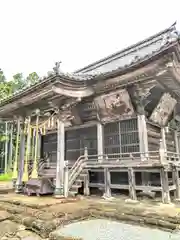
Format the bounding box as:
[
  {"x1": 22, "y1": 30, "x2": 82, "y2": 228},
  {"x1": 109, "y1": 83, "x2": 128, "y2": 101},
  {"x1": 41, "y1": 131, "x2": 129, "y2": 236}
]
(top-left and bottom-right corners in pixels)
[
  {"x1": 94, "y1": 88, "x2": 134, "y2": 122},
  {"x1": 58, "y1": 98, "x2": 82, "y2": 123},
  {"x1": 169, "y1": 118, "x2": 180, "y2": 131},
  {"x1": 150, "y1": 93, "x2": 177, "y2": 126},
  {"x1": 127, "y1": 84, "x2": 151, "y2": 115}
]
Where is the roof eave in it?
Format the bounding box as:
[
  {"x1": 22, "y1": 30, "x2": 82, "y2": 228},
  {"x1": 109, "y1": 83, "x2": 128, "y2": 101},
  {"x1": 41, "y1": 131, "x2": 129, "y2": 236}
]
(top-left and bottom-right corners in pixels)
[{"x1": 75, "y1": 23, "x2": 177, "y2": 74}]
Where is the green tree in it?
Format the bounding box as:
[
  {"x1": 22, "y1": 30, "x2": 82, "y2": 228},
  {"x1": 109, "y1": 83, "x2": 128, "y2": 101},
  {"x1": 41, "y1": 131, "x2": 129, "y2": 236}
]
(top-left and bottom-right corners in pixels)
[
  {"x1": 11, "y1": 73, "x2": 25, "y2": 92},
  {"x1": 0, "y1": 69, "x2": 6, "y2": 83},
  {"x1": 26, "y1": 72, "x2": 39, "y2": 86},
  {"x1": 0, "y1": 70, "x2": 39, "y2": 171}
]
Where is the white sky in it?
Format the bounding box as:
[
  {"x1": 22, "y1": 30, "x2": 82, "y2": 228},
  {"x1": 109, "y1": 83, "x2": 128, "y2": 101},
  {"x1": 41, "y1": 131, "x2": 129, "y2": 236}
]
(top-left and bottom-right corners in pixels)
[{"x1": 0, "y1": 0, "x2": 180, "y2": 79}]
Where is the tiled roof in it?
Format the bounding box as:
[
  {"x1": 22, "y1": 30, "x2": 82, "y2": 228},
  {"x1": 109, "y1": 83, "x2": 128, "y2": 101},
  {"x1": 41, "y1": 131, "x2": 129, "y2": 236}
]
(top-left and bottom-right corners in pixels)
[
  {"x1": 0, "y1": 23, "x2": 179, "y2": 106},
  {"x1": 75, "y1": 22, "x2": 179, "y2": 75}
]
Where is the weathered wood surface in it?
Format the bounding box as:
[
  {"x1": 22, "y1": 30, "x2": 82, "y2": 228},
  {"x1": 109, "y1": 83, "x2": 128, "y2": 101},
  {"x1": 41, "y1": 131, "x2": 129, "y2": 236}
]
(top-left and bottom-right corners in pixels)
[
  {"x1": 147, "y1": 130, "x2": 161, "y2": 138},
  {"x1": 86, "y1": 159, "x2": 161, "y2": 168},
  {"x1": 172, "y1": 166, "x2": 180, "y2": 199},
  {"x1": 94, "y1": 89, "x2": 135, "y2": 122},
  {"x1": 160, "y1": 168, "x2": 171, "y2": 204},
  {"x1": 150, "y1": 93, "x2": 177, "y2": 126},
  {"x1": 128, "y1": 167, "x2": 137, "y2": 200},
  {"x1": 104, "y1": 168, "x2": 111, "y2": 198},
  {"x1": 147, "y1": 122, "x2": 161, "y2": 151}
]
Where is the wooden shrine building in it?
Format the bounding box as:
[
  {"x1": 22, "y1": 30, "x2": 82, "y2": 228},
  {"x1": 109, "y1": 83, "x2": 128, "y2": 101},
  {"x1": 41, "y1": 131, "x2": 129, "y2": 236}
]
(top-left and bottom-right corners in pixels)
[{"x1": 1, "y1": 23, "x2": 180, "y2": 203}]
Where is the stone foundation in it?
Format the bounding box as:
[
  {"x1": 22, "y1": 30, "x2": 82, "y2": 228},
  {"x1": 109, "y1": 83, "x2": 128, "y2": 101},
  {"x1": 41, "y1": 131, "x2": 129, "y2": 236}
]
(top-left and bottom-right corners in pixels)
[{"x1": 0, "y1": 194, "x2": 180, "y2": 239}]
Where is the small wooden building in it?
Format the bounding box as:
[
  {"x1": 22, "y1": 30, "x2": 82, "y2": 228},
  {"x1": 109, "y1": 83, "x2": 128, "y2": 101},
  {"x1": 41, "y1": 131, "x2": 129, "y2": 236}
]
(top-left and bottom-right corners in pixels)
[{"x1": 1, "y1": 23, "x2": 180, "y2": 203}]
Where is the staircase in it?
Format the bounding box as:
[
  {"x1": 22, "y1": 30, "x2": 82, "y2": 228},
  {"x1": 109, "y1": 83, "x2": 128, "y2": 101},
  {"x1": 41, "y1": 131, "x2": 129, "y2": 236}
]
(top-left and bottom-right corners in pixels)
[
  {"x1": 68, "y1": 169, "x2": 88, "y2": 196},
  {"x1": 24, "y1": 160, "x2": 56, "y2": 196},
  {"x1": 24, "y1": 148, "x2": 89, "y2": 197},
  {"x1": 67, "y1": 153, "x2": 88, "y2": 196}
]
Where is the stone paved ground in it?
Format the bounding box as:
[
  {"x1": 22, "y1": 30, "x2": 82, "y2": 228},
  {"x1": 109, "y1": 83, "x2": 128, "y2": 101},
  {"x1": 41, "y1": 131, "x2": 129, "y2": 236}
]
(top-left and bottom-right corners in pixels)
[
  {"x1": 0, "y1": 182, "x2": 13, "y2": 194},
  {"x1": 1, "y1": 183, "x2": 180, "y2": 239},
  {"x1": 1, "y1": 194, "x2": 180, "y2": 239}
]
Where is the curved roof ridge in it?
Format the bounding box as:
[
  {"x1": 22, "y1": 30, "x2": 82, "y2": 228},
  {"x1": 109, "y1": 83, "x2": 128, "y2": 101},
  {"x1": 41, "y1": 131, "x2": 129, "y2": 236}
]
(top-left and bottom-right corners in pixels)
[{"x1": 74, "y1": 22, "x2": 177, "y2": 74}]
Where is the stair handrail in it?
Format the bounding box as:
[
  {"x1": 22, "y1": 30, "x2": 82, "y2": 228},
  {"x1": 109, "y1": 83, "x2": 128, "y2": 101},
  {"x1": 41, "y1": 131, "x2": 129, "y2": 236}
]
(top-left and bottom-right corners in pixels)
[
  {"x1": 68, "y1": 156, "x2": 85, "y2": 183},
  {"x1": 68, "y1": 147, "x2": 88, "y2": 189},
  {"x1": 68, "y1": 160, "x2": 86, "y2": 189},
  {"x1": 68, "y1": 155, "x2": 85, "y2": 176},
  {"x1": 27, "y1": 157, "x2": 51, "y2": 177}
]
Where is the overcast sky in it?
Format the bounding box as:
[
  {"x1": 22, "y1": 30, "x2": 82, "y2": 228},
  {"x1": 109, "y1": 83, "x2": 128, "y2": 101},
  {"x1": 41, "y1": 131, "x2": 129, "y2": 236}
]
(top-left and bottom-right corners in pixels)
[{"x1": 1, "y1": 0, "x2": 180, "y2": 79}]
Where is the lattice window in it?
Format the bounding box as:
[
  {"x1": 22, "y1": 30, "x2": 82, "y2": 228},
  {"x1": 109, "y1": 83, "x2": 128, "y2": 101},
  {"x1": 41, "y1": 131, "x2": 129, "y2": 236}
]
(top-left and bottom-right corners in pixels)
[
  {"x1": 42, "y1": 133, "x2": 57, "y2": 161},
  {"x1": 104, "y1": 118, "x2": 139, "y2": 156},
  {"x1": 65, "y1": 126, "x2": 97, "y2": 161},
  {"x1": 65, "y1": 129, "x2": 81, "y2": 161},
  {"x1": 104, "y1": 121, "x2": 120, "y2": 157},
  {"x1": 166, "y1": 129, "x2": 176, "y2": 152},
  {"x1": 119, "y1": 118, "x2": 139, "y2": 153}
]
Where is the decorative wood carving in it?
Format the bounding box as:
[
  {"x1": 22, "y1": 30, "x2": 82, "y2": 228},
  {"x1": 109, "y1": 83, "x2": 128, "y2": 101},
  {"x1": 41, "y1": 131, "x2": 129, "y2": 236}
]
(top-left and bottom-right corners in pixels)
[
  {"x1": 53, "y1": 61, "x2": 62, "y2": 75},
  {"x1": 58, "y1": 97, "x2": 82, "y2": 124},
  {"x1": 94, "y1": 89, "x2": 134, "y2": 122},
  {"x1": 128, "y1": 83, "x2": 152, "y2": 115},
  {"x1": 71, "y1": 107, "x2": 82, "y2": 125},
  {"x1": 150, "y1": 93, "x2": 177, "y2": 126}
]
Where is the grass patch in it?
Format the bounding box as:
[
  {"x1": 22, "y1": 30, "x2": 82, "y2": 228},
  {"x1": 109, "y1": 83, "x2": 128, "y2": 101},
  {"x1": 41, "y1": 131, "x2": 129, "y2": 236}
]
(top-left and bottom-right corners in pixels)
[{"x1": 0, "y1": 172, "x2": 12, "y2": 181}]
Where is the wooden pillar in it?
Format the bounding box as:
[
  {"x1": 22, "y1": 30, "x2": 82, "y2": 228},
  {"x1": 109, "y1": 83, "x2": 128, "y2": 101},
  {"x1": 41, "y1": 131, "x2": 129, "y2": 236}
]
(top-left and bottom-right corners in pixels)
[
  {"x1": 160, "y1": 168, "x2": 171, "y2": 204},
  {"x1": 174, "y1": 131, "x2": 180, "y2": 161},
  {"x1": 128, "y1": 167, "x2": 137, "y2": 200},
  {"x1": 138, "y1": 115, "x2": 149, "y2": 186},
  {"x1": 137, "y1": 115, "x2": 148, "y2": 160},
  {"x1": 4, "y1": 121, "x2": 8, "y2": 174},
  {"x1": 97, "y1": 122, "x2": 104, "y2": 185},
  {"x1": 161, "y1": 128, "x2": 167, "y2": 152},
  {"x1": 54, "y1": 119, "x2": 65, "y2": 196},
  {"x1": 104, "y1": 168, "x2": 111, "y2": 198},
  {"x1": 8, "y1": 122, "x2": 13, "y2": 171},
  {"x1": 63, "y1": 162, "x2": 69, "y2": 198},
  {"x1": 84, "y1": 170, "x2": 90, "y2": 196},
  {"x1": 97, "y1": 122, "x2": 104, "y2": 160},
  {"x1": 172, "y1": 166, "x2": 180, "y2": 200},
  {"x1": 159, "y1": 139, "x2": 167, "y2": 164},
  {"x1": 174, "y1": 131, "x2": 179, "y2": 153},
  {"x1": 38, "y1": 133, "x2": 41, "y2": 159},
  {"x1": 15, "y1": 124, "x2": 25, "y2": 193},
  {"x1": 31, "y1": 129, "x2": 36, "y2": 159}
]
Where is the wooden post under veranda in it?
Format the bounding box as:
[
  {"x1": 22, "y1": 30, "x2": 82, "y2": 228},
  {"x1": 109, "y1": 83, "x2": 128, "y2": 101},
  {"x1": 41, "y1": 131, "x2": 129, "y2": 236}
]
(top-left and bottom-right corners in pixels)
[
  {"x1": 4, "y1": 121, "x2": 8, "y2": 174},
  {"x1": 8, "y1": 122, "x2": 14, "y2": 172}
]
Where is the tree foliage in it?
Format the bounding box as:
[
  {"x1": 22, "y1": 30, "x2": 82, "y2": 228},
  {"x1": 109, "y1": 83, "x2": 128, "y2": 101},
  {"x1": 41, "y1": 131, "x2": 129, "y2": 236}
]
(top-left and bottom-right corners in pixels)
[
  {"x1": 0, "y1": 70, "x2": 39, "y2": 99},
  {"x1": 0, "y1": 70, "x2": 40, "y2": 171}
]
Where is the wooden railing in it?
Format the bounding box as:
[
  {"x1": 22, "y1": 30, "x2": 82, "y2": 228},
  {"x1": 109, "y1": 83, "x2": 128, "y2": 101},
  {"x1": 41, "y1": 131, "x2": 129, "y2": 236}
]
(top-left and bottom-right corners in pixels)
[
  {"x1": 27, "y1": 159, "x2": 56, "y2": 177},
  {"x1": 25, "y1": 147, "x2": 180, "y2": 196},
  {"x1": 66, "y1": 148, "x2": 180, "y2": 193}
]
